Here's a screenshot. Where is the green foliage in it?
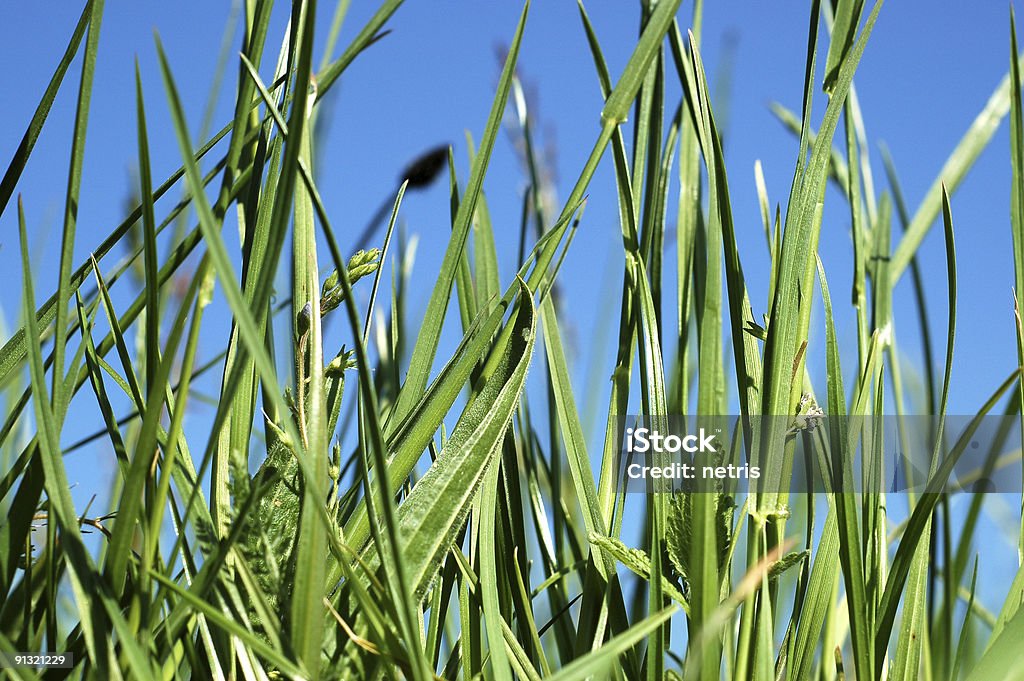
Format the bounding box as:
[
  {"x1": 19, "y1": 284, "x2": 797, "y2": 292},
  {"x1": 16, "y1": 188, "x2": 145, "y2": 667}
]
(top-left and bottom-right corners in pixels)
[{"x1": 3, "y1": 1, "x2": 1024, "y2": 678}]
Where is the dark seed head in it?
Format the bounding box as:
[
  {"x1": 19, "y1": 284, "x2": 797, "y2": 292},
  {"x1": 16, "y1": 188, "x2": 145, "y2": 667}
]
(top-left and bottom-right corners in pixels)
[
  {"x1": 296, "y1": 302, "x2": 312, "y2": 337},
  {"x1": 399, "y1": 144, "x2": 449, "y2": 189}
]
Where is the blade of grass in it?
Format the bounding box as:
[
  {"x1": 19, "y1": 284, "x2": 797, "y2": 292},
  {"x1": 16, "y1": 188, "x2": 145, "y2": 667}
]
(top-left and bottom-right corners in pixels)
[
  {"x1": 891, "y1": 50, "x2": 1024, "y2": 283},
  {"x1": 1009, "y1": 5, "x2": 1024, "y2": 563},
  {"x1": 134, "y1": 62, "x2": 161, "y2": 395},
  {"x1": 19, "y1": 199, "x2": 154, "y2": 679},
  {"x1": 964, "y1": 605, "x2": 1024, "y2": 681},
  {"x1": 51, "y1": 0, "x2": 104, "y2": 414},
  {"x1": 355, "y1": 278, "x2": 536, "y2": 605},
  {"x1": 479, "y1": 456, "x2": 513, "y2": 681},
  {"x1": 545, "y1": 606, "x2": 679, "y2": 681},
  {"x1": 0, "y1": 0, "x2": 91, "y2": 218},
  {"x1": 892, "y1": 187, "x2": 956, "y2": 681},
  {"x1": 758, "y1": 0, "x2": 882, "y2": 507},
  {"x1": 287, "y1": 4, "x2": 333, "y2": 669},
  {"x1": 388, "y1": 1, "x2": 529, "y2": 429}
]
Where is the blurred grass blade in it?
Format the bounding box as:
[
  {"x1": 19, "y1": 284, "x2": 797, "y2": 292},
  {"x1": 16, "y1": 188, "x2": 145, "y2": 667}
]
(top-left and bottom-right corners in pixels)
[
  {"x1": 891, "y1": 50, "x2": 1024, "y2": 283},
  {"x1": 964, "y1": 606, "x2": 1024, "y2": 681}
]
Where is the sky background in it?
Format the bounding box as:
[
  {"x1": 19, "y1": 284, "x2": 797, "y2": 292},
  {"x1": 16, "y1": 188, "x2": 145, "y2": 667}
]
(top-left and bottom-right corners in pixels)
[{"x1": 2, "y1": 0, "x2": 1022, "y2": 616}]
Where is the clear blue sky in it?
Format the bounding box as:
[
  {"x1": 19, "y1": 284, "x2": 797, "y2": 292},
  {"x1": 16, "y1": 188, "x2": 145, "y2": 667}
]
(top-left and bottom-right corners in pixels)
[{"x1": 1, "y1": 0, "x2": 1021, "y2": 611}]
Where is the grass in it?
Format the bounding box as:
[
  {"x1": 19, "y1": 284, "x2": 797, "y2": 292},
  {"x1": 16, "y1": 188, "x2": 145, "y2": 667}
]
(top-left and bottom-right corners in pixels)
[{"x1": 2, "y1": 0, "x2": 1024, "y2": 678}]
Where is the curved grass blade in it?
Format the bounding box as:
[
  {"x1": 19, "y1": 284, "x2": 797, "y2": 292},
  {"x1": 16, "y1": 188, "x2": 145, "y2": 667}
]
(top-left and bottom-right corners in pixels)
[
  {"x1": 357, "y1": 277, "x2": 536, "y2": 604},
  {"x1": 545, "y1": 606, "x2": 679, "y2": 681}
]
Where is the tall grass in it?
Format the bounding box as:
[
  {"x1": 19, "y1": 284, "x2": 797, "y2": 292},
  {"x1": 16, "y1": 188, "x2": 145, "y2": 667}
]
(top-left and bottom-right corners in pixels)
[{"x1": 2, "y1": 1, "x2": 1024, "y2": 678}]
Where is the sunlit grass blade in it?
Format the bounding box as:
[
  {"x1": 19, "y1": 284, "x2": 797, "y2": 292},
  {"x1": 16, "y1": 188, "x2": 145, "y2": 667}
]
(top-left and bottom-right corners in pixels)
[
  {"x1": 355, "y1": 278, "x2": 536, "y2": 604},
  {"x1": 892, "y1": 186, "x2": 957, "y2": 680},
  {"x1": 133, "y1": 62, "x2": 161, "y2": 392},
  {"x1": 824, "y1": 0, "x2": 865, "y2": 93},
  {"x1": 479, "y1": 457, "x2": 514, "y2": 681}
]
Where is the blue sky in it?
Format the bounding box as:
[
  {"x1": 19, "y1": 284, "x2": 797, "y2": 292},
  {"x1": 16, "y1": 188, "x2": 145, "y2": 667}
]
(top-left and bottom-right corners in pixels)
[
  {"x1": 1, "y1": 2, "x2": 1017, "y2": 412},
  {"x1": 2, "y1": 0, "x2": 1022, "y2": 614}
]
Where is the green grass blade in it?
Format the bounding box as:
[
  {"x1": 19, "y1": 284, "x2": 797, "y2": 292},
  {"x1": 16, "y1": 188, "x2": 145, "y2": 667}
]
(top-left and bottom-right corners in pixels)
[
  {"x1": 51, "y1": 0, "x2": 104, "y2": 413},
  {"x1": 1009, "y1": 5, "x2": 1024, "y2": 563},
  {"x1": 601, "y1": 0, "x2": 682, "y2": 125},
  {"x1": 758, "y1": 0, "x2": 882, "y2": 508},
  {"x1": 389, "y1": 1, "x2": 529, "y2": 428},
  {"x1": 787, "y1": 507, "x2": 840, "y2": 681},
  {"x1": 148, "y1": 570, "x2": 306, "y2": 678},
  {"x1": 891, "y1": 51, "x2": 1024, "y2": 283},
  {"x1": 818, "y1": 253, "x2": 877, "y2": 677},
  {"x1": 98, "y1": 259, "x2": 198, "y2": 598},
  {"x1": 479, "y1": 457, "x2": 514, "y2": 681},
  {"x1": 964, "y1": 605, "x2": 1024, "y2": 681},
  {"x1": 949, "y1": 559, "x2": 979, "y2": 681},
  {"x1": 337, "y1": 200, "x2": 581, "y2": 560},
  {"x1": 677, "y1": 29, "x2": 762, "y2": 421},
  {"x1": 545, "y1": 607, "x2": 679, "y2": 681},
  {"x1": 287, "y1": 3, "x2": 333, "y2": 669},
  {"x1": 0, "y1": 0, "x2": 91, "y2": 218},
  {"x1": 19, "y1": 201, "x2": 155, "y2": 678},
  {"x1": 876, "y1": 187, "x2": 959, "y2": 673},
  {"x1": 154, "y1": 32, "x2": 310, "y2": 557},
  {"x1": 464, "y1": 133, "x2": 501, "y2": 309},
  {"x1": 892, "y1": 187, "x2": 957, "y2": 681},
  {"x1": 823, "y1": 0, "x2": 865, "y2": 94},
  {"x1": 133, "y1": 62, "x2": 161, "y2": 393},
  {"x1": 357, "y1": 278, "x2": 536, "y2": 604}
]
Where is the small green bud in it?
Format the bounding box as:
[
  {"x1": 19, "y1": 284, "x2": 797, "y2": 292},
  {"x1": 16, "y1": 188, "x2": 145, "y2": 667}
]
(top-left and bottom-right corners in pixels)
[
  {"x1": 321, "y1": 270, "x2": 339, "y2": 297},
  {"x1": 325, "y1": 348, "x2": 356, "y2": 377},
  {"x1": 347, "y1": 248, "x2": 381, "y2": 282}
]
